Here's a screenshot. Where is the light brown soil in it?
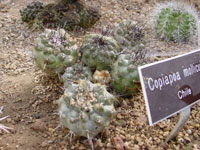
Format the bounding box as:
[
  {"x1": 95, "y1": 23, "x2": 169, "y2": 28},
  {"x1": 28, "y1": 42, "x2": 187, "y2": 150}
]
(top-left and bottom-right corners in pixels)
[{"x1": 0, "y1": 0, "x2": 199, "y2": 150}]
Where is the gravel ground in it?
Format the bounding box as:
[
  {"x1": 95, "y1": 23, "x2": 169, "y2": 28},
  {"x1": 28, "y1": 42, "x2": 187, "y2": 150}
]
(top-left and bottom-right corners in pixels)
[{"x1": 0, "y1": 0, "x2": 199, "y2": 150}]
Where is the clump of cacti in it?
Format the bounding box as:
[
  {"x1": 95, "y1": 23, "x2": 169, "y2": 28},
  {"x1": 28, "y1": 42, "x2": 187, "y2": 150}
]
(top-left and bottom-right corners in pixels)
[
  {"x1": 153, "y1": 2, "x2": 198, "y2": 42},
  {"x1": 113, "y1": 20, "x2": 145, "y2": 52},
  {"x1": 19, "y1": 1, "x2": 43, "y2": 22},
  {"x1": 61, "y1": 63, "x2": 92, "y2": 88},
  {"x1": 33, "y1": 28, "x2": 78, "y2": 76},
  {"x1": 20, "y1": 0, "x2": 101, "y2": 30},
  {"x1": 34, "y1": 3, "x2": 81, "y2": 30},
  {"x1": 80, "y1": 33, "x2": 120, "y2": 70},
  {"x1": 58, "y1": 79, "x2": 116, "y2": 138},
  {"x1": 111, "y1": 54, "x2": 140, "y2": 97}
]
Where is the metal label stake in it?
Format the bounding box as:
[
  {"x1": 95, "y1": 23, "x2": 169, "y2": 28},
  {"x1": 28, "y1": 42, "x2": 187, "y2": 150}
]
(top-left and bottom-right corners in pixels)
[{"x1": 166, "y1": 106, "x2": 191, "y2": 142}]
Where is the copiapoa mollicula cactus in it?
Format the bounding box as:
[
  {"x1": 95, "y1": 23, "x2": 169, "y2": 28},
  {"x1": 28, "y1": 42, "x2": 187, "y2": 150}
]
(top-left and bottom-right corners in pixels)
[
  {"x1": 153, "y1": 2, "x2": 198, "y2": 42},
  {"x1": 113, "y1": 20, "x2": 145, "y2": 52},
  {"x1": 61, "y1": 63, "x2": 92, "y2": 88},
  {"x1": 111, "y1": 54, "x2": 141, "y2": 97},
  {"x1": 33, "y1": 28, "x2": 78, "y2": 77},
  {"x1": 80, "y1": 33, "x2": 120, "y2": 70},
  {"x1": 58, "y1": 79, "x2": 116, "y2": 139}
]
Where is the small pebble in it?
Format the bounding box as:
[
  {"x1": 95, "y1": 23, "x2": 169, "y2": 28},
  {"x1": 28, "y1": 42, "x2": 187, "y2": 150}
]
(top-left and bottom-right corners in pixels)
[
  {"x1": 30, "y1": 119, "x2": 47, "y2": 132},
  {"x1": 111, "y1": 136, "x2": 124, "y2": 150}
]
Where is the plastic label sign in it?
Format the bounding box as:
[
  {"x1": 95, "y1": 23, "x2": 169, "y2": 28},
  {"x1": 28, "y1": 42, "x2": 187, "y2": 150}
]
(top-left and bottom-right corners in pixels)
[{"x1": 138, "y1": 49, "x2": 200, "y2": 126}]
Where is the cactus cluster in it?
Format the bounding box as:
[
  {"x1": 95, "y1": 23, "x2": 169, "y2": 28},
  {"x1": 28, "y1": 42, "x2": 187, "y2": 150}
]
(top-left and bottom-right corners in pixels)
[
  {"x1": 34, "y1": 3, "x2": 81, "y2": 30},
  {"x1": 33, "y1": 29, "x2": 78, "y2": 76},
  {"x1": 32, "y1": 19, "x2": 147, "y2": 142},
  {"x1": 19, "y1": 1, "x2": 43, "y2": 22},
  {"x1": 80, "y1": 34, "x2": 120, "y2": 70},
  {"x1": 153, "y1": 2, "x2": 198, "y2": 42},
  {"x1": 20, "y1": 0, "x2": 101, "y2": 30},
  {"x1": 58, "y1": 80, "x2": 116, "y2": 138}
]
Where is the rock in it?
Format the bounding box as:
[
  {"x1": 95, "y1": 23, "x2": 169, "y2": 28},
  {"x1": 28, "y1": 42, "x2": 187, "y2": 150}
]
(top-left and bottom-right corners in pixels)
[
  {"x1": 33, "y1": 113, "x2": 40, "y2": 119},
  {"x1": 41, "y1": 140, "x2": 48, "y2": 147},
  {"x1": 30, "y1": 119, "x2": 47, "y2": 132},
  {"x1": 116, "y1": 120, "x2": 126, "y2": 127},
  {"x1": 111, "y1": 136, "x2": 124, "y2": 150}
]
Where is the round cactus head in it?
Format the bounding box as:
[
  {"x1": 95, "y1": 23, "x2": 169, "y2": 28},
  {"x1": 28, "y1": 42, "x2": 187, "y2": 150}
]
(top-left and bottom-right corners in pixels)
[
  {"x1": 33, "y1": 28, "x2": 78, "y2": 77},
  {"x1": 80, "y1": 33, "x2": 120, "y2": 70},
  {"x1": 61, "y1": 63, "x2": 92, "y2": 88},
  {"x1": 113, "y1": 20, "x2": 145, "y2": 52},
  {"x1": 111, "y1": 54, "x2": 141, "y2": 97},
  {"x1": 153, "y1": 2, "x2": 198, "y2": 42},
  {"x1": 58, "y1": 80, "x2": 116, "y2": 138}
]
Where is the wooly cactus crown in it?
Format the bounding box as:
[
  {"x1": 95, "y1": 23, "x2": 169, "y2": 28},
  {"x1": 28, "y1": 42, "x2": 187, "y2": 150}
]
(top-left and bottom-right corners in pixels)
[
  {"x1": 93, "y1": 70, "x2": 111, "y2": 85},
  {"x1": 113, "y1": 20, "x2": 145, "y2": 52},
  {"x1": 19, "y1": 1, "x2": 43, "y2": 22},
  {"x1": 153, "y1": 2, "x2": 198, "y2": 42},
  {"x1": 58, "y1": 80, "x2": 116, "y2": 138},
  {"x1": 80, "y1": 33, "x2": 120, "y2": 70},
  {"x1": 33, "y1": 29, "x2": 78, "y2": 76},
  {"x1": 111, "y1": 54, "x2": 140, "y2": 97}
]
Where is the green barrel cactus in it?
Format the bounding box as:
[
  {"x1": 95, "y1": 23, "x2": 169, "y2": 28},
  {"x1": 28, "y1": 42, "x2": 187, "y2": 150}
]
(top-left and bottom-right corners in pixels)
[
  {"x1": 58, "y1": 79, "x2": 116, "y2": 138},
  {"x1": 19, "y1": 1, "x2": 43, "y2": 22},
  {"x1": 154, "y1": 2, "x2": 198, "y2": 42},
  {"x1": 61, "y1": 63, "x2": 92, "y2": 88},
  {"x1": 33, "y1": 29, "x2": 78, "y2": 76},
  {"x1": 80, "y1": 34, "x2": 120, "y2": 70},
  {"x1": 113, "y1": 20, "x2": 144, "y2": 52},
  {"x1": 111, "y1": 54, "x2": 140, "y2": 97}
]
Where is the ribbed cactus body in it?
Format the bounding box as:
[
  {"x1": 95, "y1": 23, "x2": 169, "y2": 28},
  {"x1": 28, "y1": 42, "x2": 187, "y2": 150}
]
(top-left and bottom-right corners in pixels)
[
  {"x1": 111, "y1": 54, "x2": 140, "y2": 97},
  {"x1": 154, "y1": 2, "x2": 197, "y2": 42},
  {"x1": 33, "y1": 29, "x2": 78, "y2": 76},
  {"x1": 113, "y1": 20, "x2": 144, "y2": 52},
  {"x1": 58, "y1": 80, "x2": 115, "y2": 138},
  {"x1": 19, "y1": 1, "x2": 43, "y2": 22},
  {"x1": 80, "y1": 34, "x2": 120, "y2": 70}
]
